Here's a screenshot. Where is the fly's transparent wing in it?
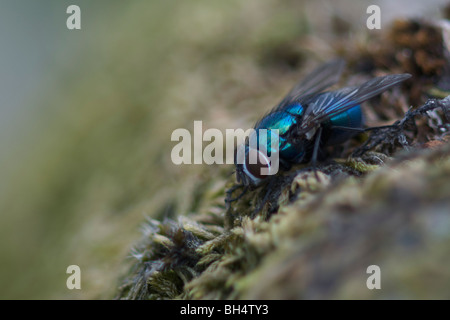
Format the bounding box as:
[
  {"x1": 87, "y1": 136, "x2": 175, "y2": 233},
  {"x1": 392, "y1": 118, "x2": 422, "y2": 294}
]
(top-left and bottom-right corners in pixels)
[
  {"x1": 299, "y1": 73, "x2": 411, "y2": 133},
  {"x1": 276, "y1": 59, "x2": 345, "y2": 111}
]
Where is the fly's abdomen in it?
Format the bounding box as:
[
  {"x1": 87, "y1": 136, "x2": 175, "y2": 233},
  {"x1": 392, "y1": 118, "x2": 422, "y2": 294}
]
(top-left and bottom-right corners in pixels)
[{"x1": 325, "y1": 105, "x2": 363, "y2": 145}]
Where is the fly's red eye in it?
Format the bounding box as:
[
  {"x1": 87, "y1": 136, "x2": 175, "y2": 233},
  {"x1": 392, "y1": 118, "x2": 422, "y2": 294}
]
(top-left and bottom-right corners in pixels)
[{"x1": 245, "y1": 149, "x2": 270, "y2": 179}]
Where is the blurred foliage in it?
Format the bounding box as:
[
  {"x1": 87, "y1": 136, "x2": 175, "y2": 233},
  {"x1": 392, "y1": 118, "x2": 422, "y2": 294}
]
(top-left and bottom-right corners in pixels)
[{"x1": 0, "y1": 0, "x2": 332, "y2": 300}]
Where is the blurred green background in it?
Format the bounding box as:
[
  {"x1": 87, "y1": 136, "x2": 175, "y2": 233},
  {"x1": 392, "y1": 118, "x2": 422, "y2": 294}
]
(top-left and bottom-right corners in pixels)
[{"x1": 0, "y1": 0, "x2": 447, "y2": 299}]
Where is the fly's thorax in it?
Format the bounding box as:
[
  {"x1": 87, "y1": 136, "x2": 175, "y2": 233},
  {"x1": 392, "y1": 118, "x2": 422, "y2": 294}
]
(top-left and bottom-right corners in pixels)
[
  {"x1": 255, "y1": 103, "x2": 304, "y2": 136},
  {"x1": 253, "y1": 104, "x2": 307, "y2": 162}
]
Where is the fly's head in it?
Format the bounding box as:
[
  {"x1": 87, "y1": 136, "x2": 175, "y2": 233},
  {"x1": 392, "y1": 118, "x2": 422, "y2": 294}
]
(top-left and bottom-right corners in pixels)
[{"x1": 234, "y1": 133, "x2": 279, "y2": 187}]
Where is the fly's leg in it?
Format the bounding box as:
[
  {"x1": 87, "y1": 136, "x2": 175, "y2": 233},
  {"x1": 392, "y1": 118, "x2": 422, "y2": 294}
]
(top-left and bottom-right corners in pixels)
[
  {"x1": 329, "y1": 125, "x2": 365, "y2": 133},
  {"x1": 330, "y1": 124, "x2": 398, "y2": 133},
  {"x1": 329, "y1": 124, "x2": 403, "y2": 157},
  {"x1": 250, "y1": 177, "x2": 276, "y2": 219},
  {"x1": 311, "y1": 126, "x2": 323, "y2": 181},
  {"x1": 225, "y1": 184, "x2": 248, "y2": 206},
  {"x1": 225, "y1": 184, "x2": 248, "y2": 229}
]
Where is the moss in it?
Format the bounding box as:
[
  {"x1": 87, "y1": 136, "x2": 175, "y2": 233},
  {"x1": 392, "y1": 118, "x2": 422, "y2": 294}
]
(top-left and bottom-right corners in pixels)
[
  {"x1": 117, "y1": 142, "x2": 450, "y2": 299},
  {"x1": 116, "y1": 15, "x2": 450, "y2": 299}
]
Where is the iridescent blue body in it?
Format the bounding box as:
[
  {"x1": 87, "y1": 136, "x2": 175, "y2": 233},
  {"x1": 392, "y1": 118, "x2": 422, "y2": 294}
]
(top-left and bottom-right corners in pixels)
[
  {"x1": 234, "y1": 59, "x2": 411, "y2": 187},
  {"x1": 255, "y1": 101, "x2": 362, "y2": 162}
]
